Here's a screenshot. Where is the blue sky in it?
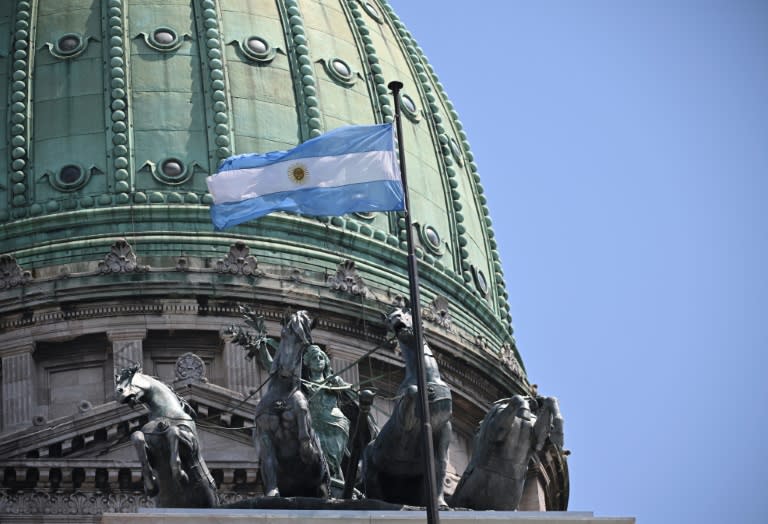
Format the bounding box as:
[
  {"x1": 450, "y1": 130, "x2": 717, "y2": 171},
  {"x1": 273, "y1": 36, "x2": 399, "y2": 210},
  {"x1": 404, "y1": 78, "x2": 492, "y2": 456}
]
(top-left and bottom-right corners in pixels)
[{"x1": 388, "y1": 1, "x2": 768, "y2": 523}]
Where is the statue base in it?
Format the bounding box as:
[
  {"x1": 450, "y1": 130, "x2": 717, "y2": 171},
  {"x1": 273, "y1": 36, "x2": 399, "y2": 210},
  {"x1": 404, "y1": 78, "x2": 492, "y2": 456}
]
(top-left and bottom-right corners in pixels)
[{"x1": 102, "y1": 508, "x2": 635, "y2": 524}]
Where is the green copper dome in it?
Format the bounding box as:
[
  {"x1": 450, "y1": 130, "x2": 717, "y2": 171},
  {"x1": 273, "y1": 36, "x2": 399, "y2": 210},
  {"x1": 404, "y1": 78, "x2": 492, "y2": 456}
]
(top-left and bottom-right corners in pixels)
[
  {"x1": 0, "y1": 0, "x2": 523, "y2": 388},
  {"x1": 0, "y1": 1, "x2": 575, "y2": 516}
]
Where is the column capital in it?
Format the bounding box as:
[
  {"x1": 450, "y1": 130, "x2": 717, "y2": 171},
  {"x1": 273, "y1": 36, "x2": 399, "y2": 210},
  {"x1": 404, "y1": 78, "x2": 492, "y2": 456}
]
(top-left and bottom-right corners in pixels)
[
  {"x1": 107, "y1": 328, "x2": 147, "y2": 343},
  {"x1": 0, "y1": 341, "x2": 36, "y2": 359}
]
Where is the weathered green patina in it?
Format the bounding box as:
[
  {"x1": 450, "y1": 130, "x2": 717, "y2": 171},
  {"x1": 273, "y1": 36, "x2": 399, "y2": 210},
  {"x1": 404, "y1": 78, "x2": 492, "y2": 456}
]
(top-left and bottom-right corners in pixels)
[{"x1": 0, "y1": 1, "x2": 519, "y2": 368}]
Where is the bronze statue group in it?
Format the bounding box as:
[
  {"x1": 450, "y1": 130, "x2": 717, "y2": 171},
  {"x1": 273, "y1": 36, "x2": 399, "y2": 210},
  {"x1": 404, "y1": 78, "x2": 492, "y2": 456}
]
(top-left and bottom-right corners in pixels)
[{"x1": 115, "y1": 307, "x2": 563, "y2": 511}]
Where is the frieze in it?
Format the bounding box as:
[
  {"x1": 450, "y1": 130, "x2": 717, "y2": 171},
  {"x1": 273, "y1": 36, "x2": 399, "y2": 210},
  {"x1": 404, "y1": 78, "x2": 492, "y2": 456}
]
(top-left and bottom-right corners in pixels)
[
  {"x1": 435, "y1": 354, "x2": 504, "y2": 403},
  {"x1": 0, "y1": 255, "x2": 32, "y2": 289},
  {"x1": 216, "y1": 242, "x2": 262, "y2": 276},
  {"x1": 327, "y1": 259, "x2": 370, "y2": 297},
  {"x1": 0, "y1": 489, "x2": 252, "y2": 515},
  {"x1": 0, "y1": 490, "x2": 155, "y2": 515},
  {"x1": 98, "y1": 239, "x2": 150, "y2": 274}
]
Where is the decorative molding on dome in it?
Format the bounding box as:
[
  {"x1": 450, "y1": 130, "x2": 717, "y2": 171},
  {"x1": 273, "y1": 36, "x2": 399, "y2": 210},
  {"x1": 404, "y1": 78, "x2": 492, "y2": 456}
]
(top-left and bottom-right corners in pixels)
[
  {"x1": 105, "y1": 0, "x2": 132, "y2": 204},
  {"x1": 137, "y1": 159, "x2": 205, "y2": 186},
  {"x1": 327, "y1": 260, "x2": 370, "y2": 297},
  {"x1": 8, "y1": 1, "x2": 34, "y2": 216},
  {"x1": 344, "y1": 0, "x2": 393, "y2": 122},
  {"x1": 215, "y1": 242, "x2": 262, "y2": 276},
  {"x1": 40, "y1": 165, "x2": 103, "y2": 193},
  {"x1": 360, "y1": 1, "x2": 383, "y2": 24},
  {"x1": 98, "y1": 239, "x2": 150, "y2": 274},
  {"x1": 0, "y1": 255, "x2": 32, "y2": 289},
  {"x1": 43, "y1": 34, "x2": 96, "y2": 60},
  {"x1": 319, "y1": 57, "x2": 359, "y2": 87},
  {"x1": 279, "y1": 0, "x2": 323, "y2": 139},
  {"x1": 134, "y1": 28, "x2": 192, "y2": 53},
  {"x1": 196, "y1": 0, "x2": 234, "y2": 162},
  {"x1": 474, "y1": 334, "x2": 491, "y2": 353},
  {"x1": 423, "y1": 295, "x2": 453, "y2": 331},
  {"x1": 176, "y1": 256, "x2": 190, "y2": 272},
  {"x1": 229, "y1": 36, "x2": 280, "y2": 63}
]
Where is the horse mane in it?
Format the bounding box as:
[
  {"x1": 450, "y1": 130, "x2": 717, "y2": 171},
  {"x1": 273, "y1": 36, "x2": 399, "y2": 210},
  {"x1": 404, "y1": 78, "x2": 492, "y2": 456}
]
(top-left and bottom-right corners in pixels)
[
  {"x1": 173, "y1": 388, "x2": 197, "y2": 419},
  {"x1": 116, "y1": 364, "x2": 141, "y2": 383},
  {"x1": 117, "y1": 366, "x2": 197, "y2": 419}
]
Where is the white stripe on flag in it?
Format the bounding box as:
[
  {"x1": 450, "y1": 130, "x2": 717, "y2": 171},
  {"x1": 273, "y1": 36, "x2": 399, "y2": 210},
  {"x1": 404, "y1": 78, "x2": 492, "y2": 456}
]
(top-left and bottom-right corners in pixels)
[{"x1": 207, "y1": 150, "x2": 398, "y2": 205}]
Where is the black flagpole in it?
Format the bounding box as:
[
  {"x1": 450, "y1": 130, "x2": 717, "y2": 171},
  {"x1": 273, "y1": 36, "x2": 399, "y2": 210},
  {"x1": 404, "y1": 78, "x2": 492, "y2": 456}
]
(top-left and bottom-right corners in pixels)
[{"x1": 388, "y1": 80, "x2": 441, "y2": 524}]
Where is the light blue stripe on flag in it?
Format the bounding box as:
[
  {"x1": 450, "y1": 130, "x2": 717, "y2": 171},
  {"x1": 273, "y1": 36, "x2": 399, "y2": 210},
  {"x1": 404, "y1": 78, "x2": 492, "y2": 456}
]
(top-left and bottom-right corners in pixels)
[{"x1": 207, "y1": 123, "x2": 404, "y2": 230}]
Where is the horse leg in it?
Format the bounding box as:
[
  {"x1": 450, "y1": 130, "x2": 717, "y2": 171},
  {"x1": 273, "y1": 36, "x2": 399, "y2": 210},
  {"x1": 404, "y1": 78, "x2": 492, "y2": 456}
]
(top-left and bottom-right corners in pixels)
[
  {"x1": 293, "y1": 395, "x2": 314, "y2": 463},
  {"x1": 258, "y1": 430, "x2": 280, "y2": 497},
  {"x1": 131, "y1": 431, "x2": 159, "y2": 497},
  {"x1": 361, "y1": 445, "x2": 383, "y2": 500},
  {"x1": 167, "y1": 426, "x2": 190, "y2": 485},
  {"x1": 433, "y1": 421, "x2": 451, "y2": 507},
  {"x1": 396, "y1": 385, "x2": 419, "y2": 432}
]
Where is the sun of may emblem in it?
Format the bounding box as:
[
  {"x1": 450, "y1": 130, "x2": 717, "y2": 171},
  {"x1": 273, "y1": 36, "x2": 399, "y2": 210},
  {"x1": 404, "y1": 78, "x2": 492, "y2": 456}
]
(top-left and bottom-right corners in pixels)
[{"x1": 288, "y1": 163, "x2": 309, "y2": 184}]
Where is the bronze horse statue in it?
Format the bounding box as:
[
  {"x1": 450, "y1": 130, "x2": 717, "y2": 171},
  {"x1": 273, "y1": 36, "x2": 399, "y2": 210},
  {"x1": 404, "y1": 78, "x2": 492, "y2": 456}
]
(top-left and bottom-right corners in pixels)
[
  {"x1": 451, "y1": 393, "x2": 565, "y2": 510},
  {"x1": 115, "y1": 366, "x2": 217, "y2": 508},
  {"x1": 362, "y1": 307, "x2": 452, "y2": 506},
  {"x1": 253, "y1": 310, "x2": 331, "y2": 497}
]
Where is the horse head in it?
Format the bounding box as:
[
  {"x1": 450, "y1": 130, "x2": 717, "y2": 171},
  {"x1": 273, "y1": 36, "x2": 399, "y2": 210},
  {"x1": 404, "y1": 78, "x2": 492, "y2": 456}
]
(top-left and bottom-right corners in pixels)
[
  {"x1": 272, "y1": 310, "x2": 316, "y2": 379},
  {"x1": 115, "y1": 365, "x2": 151, "y2": 407},
  {"x1": 385, "y1": 307, "x2": 413, "y2": 336}
]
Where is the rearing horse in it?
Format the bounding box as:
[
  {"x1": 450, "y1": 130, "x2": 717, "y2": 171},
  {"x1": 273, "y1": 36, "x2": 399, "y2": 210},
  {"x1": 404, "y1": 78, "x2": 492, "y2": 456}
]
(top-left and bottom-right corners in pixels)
[
  {"x1": 253, "y1": 310, "x2": 330, "y2": 497},
  {"x1": 115, "y1": 366, "x2": 217, "y2": 508},
  {"x1": 362, "y1": 307, "x2": 452, "y2": 506},
  {"x1": 450, "y1": 393, "x2": 565, "y2": 510}
]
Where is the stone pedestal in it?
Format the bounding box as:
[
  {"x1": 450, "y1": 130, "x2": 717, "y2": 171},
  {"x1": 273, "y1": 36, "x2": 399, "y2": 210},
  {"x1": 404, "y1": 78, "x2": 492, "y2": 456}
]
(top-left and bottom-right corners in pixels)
[{"x1": 102, "y1": 509, "x2": 635, "y2": 524}]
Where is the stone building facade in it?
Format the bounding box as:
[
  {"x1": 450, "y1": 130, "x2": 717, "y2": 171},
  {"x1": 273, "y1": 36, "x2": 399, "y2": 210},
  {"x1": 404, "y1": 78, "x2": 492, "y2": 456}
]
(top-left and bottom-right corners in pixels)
[{"x1": 0, "y1": 1, "x2": 568, "y2": 521}]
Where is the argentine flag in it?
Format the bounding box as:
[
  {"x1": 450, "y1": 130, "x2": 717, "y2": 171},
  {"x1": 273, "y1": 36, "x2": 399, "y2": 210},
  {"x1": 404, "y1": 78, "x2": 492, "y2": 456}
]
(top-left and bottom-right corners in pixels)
[{"x1": 206, "y1": 123, "x2": 404, "y2": 230}]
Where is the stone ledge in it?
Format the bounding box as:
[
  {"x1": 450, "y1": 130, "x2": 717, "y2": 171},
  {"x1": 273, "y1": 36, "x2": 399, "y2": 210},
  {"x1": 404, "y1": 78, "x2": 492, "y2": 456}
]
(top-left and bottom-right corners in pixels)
[{"x1": 99, "y1": 509, "x2": 634, "y2": 524}]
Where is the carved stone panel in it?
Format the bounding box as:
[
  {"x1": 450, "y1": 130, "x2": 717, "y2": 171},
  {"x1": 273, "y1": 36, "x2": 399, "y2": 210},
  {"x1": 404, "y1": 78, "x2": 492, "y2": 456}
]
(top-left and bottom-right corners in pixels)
[
  {"x1": 215, "y1": 241, "x2": 261, "y2": 275},
  {"x1": 423, "y1": 295, "x2": 453, "y2": 331},
  {"x1": 500, "y1": 342, "x2": 526, "y2": 380},
  {"x1": 175, "y1": 352, "x2": 207, "y2": 383},
  {"x1": 98, "y1": 239, "x2": 149, "y2": 273},
  {"x1": 327, "y1": 259, "x2": 369, "y2": 297},
  {"x1": 0, "y1": 255, "x2": 31, "y2": 289}
]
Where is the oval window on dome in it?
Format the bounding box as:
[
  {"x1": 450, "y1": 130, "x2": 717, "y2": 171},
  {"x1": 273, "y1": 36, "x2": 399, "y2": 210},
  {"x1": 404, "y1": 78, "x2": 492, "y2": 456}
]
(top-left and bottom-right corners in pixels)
[
  {"x1": 152, "y1": 158, "x2": 192, "y2": 185},
  {"x1": 51, "y1": 164, "x2": 88, "y2": 192},
  {"x1": 419, "y1": 224, "x2": 443, "y2": 255},
  {"x1": 332, "y1": 59, "x2": 351, "y2": 78},
  {"x1": 354, "y1": 211, "x2": 375, "y2": 220},
  {"x1": 400, "y1": 93, "x2": 420, "y2": 122},
  {"x1": 450, "y1": 137, "x2": 464, "y2": 167},
  {"x1": 247, "y1": 37, "x2": 268, "y2": 54},
  {"x1": 323, "y1": 57, "x2": 355, "y2": 86},
  {"x1": 240, "y1": 36, "x2": 276, "y2": 62},
  {"x1": 51, "y1": 33, "x2": 87, "y2": 59},
  {"x1": 147, "y1": 27, "x2": 183, "y2": 51},
  {"x1": 472, "y1": 265, "x2": 490, "y2": 296},
  {"x1": 362, "y1": 1, "x2": 383, "y2": 23}
]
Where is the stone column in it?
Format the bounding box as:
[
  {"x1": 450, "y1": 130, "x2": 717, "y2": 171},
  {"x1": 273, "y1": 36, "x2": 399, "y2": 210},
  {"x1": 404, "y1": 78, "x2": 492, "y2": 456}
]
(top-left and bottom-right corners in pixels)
[
  {"x1": 222, "y1": 337, "x2": 263, "y2": 396},
  {"x1": 108, "y1": 329, "x2": 146, "y2": 376},
  {"x1": 331, "y1": 356, "x2": 359, "y2": 387},
  {"x1": 2, "y1": 343, "x2": 36, "y2": 431}
]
